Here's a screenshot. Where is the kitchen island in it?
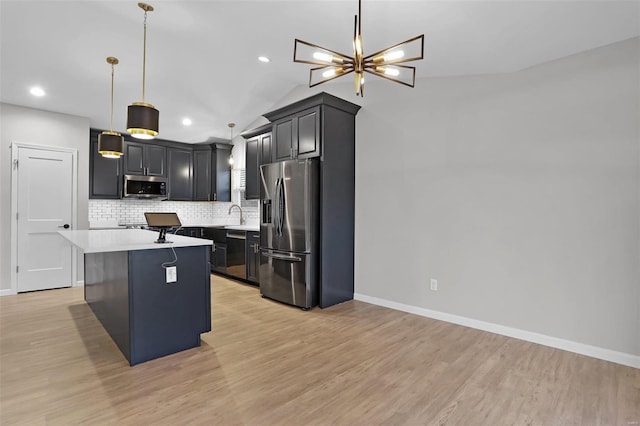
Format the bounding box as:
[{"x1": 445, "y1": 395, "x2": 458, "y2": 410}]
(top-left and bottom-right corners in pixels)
[{"x1": 59, "y1": 229, "x2": 213, "y2": 366}]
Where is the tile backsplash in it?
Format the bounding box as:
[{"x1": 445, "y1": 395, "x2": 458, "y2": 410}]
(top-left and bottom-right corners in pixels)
[{"x1": 89, "y1": 199, "x2": 259, "y2": 227}]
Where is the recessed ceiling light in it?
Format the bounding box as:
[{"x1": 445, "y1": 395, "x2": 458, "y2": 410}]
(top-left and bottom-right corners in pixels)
[
  {"x1": 182, "y1": 118, "x2": 192, "y2": 126},
  {"x1": 258, "y1": 56, "x2": 270, "y2": 63},
  {"x1": 30, "y1": 86, "x2": 45, "y2": 97}
]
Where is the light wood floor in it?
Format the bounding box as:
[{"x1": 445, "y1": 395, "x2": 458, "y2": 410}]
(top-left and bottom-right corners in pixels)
[{"x1": 1, "y1": 275, "x2": 638, "y2": 425}]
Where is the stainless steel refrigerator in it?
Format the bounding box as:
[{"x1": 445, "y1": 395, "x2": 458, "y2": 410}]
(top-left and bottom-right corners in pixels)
[{"x1": 259, "y1": 159, "x2": 319, "y2": 309}]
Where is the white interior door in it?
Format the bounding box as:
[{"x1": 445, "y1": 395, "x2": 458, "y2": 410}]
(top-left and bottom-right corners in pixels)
[{"x1": 16, "y1": 146, "x2": 74, "y2": 292}]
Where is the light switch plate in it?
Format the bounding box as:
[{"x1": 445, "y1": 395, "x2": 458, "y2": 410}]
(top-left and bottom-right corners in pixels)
[{"x1": 166, "y1": 266, "x2": 177, "y2": 283}]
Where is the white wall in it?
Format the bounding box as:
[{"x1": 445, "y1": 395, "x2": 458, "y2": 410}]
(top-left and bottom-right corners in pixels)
[
  {"x1": 272, "y1": 38, "x2": 640, "y2": 360},
  {"x1": 1, "y1": 104, "x2": 90, "y2": 291}
]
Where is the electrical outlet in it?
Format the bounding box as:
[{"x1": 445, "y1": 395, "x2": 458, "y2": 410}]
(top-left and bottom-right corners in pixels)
[
  {"x1": 430, "y1": 278, "x2": 438, "y2": 291},
  {"x1": 166, "y1": 266, "x2": 177, "y2": 283}
]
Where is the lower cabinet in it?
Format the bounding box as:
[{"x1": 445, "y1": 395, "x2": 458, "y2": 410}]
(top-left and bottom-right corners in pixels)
[
  {"x1": 246, "y1": 231, "x2": 260, "y2": 284},
  {"x1": 175, "y1": 227, "x2": 203, "y2": 238},
  {"x1": 211, "y1": 242, "x2": 227, "y2": 274}
]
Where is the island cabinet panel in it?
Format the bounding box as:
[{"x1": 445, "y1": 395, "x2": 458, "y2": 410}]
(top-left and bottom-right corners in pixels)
[
  {"x1": 84, "y1": 251, "x2": 130, "y2": 356},
  {"x1": 84, "y1": 244, "x2": 211, "y2": 366},
  {"x1": 89, "y1": 129, "x2": 122, "y2": 199},
  {"x1": 167, "y1": 147, "x2": 193, "y2": 201}
]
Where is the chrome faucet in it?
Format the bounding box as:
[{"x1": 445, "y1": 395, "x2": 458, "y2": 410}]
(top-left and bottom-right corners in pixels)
[{"x1": 228, "y1": 204, "x2": 245, "y2": 225}]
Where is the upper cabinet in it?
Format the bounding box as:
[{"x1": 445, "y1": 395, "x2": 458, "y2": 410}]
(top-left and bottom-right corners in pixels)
[
  {"x1": 272, "y1": 106, "x2": 320, "y2": 161},
  {"x1": 193, "y1": 146, "x2": 213, "y2": 201},
  {"x1": 242, "y1": 124, "x2": 272, "y2": 200},
  {"x1": 90, "y1": 129, "x2": 232, "y2": 201},
  {"x1": 123, "y1": 141, "x2": 166, "y2": 177},
  {"x1": 89, "y1": 129, "x2": 122, "y2": 199},
  {"x1": 212, "y1": 144, "x2": 231, "y2": 202},
  {"x1": 167, "y1": 147, "x2": 193, "y2": 201}
]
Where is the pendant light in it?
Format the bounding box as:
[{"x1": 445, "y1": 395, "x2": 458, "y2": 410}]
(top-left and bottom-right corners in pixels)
[
  {"x1": 294, "y1": 0, "x2": 424, "y2": 97},
  {"x1": 228, "y1": 123, "x2": 235, "y2": 167},
  {"x1": 127, "y1": 2, "x2": 159, "y2": 139},
  {"x1": 98, "y1": 57, "x2": 124, "y2": 159}
]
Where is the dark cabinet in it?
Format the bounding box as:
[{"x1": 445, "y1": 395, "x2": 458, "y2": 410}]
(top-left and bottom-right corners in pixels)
[
  {"x1": 246, "y1": 231, "x2": 260, "y2": 284},
  {"x1": 193, "y1": 147, "x2": 212, "y2": 201},
  {"x1": 89, "y1": 131, "x2": 231, "y2": 201},
  {"x1": 272, "y1": 106, "x2": 320, "y2": 161},
  {"x1": 89, "y1": 129, "x2": 122, "y2": 199},
  {"x1": 211, "y1": 242, "x2": 227, "y2": 274},
  {"x1": 123, "y1": 141, "x2": 166, "y2": 177},
  {"x1": 175, "y1": 227, "x2": 203, "y2": 238},
  {"x1": 243, "y1": 124, "x2": 272, "y2": 200},
  {"x1": 167, "y1": 148, "x2": 193, "y2": 201},
  {"x1": 263, "y1": 92, "x2": 361, "y2": 308},
  {"x1": 204, "y1": 227, "x2": 227, "y2": 273},
  {"x1": 212, "y1": 144, "x2": 231, "y2": 202}
]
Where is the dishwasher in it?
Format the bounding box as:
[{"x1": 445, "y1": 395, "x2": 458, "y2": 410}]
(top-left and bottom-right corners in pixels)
[{"x1": 225, "y1": 230, "x2": 246, "y2": 280}]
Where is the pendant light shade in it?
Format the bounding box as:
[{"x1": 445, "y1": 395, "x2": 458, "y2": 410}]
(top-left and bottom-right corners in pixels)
[
  {"x1": 99, "y1": 56, "x2": 124, "y2": 158},
  {"x1": 127, "y1": 102, "x2": 159, "y2": 139},
  {"x1": 127, "y1": 2, "x2": 159, "y2": 139},
  {"x1": 98, "y1": 131, "x2": 124, "y2": 159}
]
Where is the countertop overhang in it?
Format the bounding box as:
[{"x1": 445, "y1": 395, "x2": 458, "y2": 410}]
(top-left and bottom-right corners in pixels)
[{"x1": 59, "y1": 229, "x2": 213, "y2": 254}]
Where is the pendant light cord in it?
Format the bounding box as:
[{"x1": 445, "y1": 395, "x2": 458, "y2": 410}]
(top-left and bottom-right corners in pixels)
[
  {"x1": 110, "y1": 62, "x2": 115, "y2": 132},
  {"x1": 142, "y1": 9, "x2": 148, "y2": 102}
]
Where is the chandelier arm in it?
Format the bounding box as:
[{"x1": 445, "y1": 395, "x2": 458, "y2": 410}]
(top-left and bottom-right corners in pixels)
[
  {"x1": 294, "y1": 39, "x2": 354, "y2": 65},
  {"x1": 363, "y1": 34, "x2": 425, "y2": 63},
  {"x1": 364, "y1": 66, "x2": 417, "y2": 87},
  {"x1": 308, "y1": 66, "x2": 355, "y2": 87}
]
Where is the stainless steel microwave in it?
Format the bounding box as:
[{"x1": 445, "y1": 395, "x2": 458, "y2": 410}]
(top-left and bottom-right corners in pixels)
[{"x1": 123, "y1": 175, "x2": 167, "y2": 198}]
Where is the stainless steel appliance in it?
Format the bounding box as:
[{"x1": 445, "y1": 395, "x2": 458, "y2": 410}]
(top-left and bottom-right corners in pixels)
[
  {"x1": 124, "y1": 175, "x2": 167, "y2": 198},
  {"x1": 260, "y1": 159, "x2": 319, "y2": 309}
]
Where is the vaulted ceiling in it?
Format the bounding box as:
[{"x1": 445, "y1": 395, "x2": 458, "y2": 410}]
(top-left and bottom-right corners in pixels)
[{"x1": 1, "y1": 1, "x2": 638, "y2": 143}]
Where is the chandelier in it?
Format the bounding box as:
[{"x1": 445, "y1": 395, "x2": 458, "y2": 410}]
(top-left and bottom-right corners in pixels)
[{"x1": 294, "y1": 0, "x2": 424, "y2": 97}]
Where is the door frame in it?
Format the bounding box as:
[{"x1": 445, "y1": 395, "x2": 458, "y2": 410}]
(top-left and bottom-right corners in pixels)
[{"x1": 9, "y1": 142, "x2": 78, "y2": 295}]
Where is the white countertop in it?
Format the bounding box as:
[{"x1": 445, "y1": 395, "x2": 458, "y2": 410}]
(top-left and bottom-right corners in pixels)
[
  {"x1": 59, "y1": 229, "x2": 213, "y2": 254},
  {"x1": 89, "y1": 221, "x2": 259, "y2": 232}
]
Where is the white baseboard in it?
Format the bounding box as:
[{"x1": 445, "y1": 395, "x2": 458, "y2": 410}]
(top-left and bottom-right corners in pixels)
[
  {"x1": 74, "y1": 280, "x2": 84, "y2": 287},
  {"x1": 354, "y1": 293, "x2": 640, "y2": 369},
  {"x1": 0, "y1": 288, "x2": 17, "y2": 297}
]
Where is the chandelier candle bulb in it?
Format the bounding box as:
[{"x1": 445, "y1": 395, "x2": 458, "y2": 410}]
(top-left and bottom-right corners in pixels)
[
  {"x1": 313, "y1": 52, "x2": 343, "y2": 64},
  {"x1": 373, "y1": 50, "x2": 405, "y2": 63}
]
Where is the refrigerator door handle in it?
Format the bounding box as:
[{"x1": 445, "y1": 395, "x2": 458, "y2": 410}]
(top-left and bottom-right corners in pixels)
[
  {"x1": 261, "y1": 251, "x2": 302, "y2": 262},
  {"x1": 278, "y1": 178, "x2": 285, "y2": 235},
  {"x1": 274, "y1": 178, "x2": 281, "y2": 235}
]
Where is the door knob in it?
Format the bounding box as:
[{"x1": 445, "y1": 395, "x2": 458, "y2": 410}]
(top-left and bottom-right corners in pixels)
[{"x1": 58, "y1": 224, "x2": 70, "y2": 229}]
